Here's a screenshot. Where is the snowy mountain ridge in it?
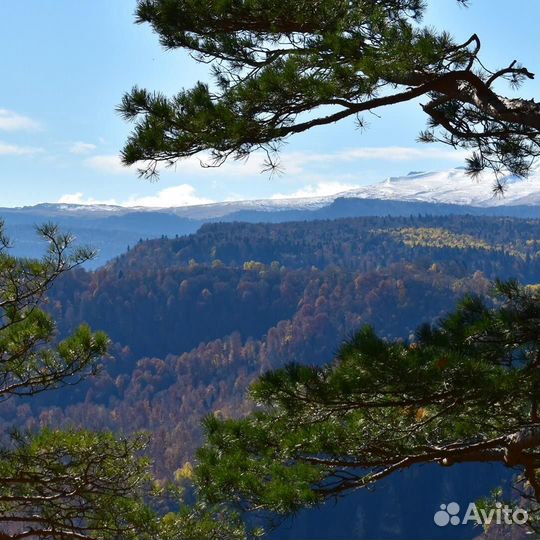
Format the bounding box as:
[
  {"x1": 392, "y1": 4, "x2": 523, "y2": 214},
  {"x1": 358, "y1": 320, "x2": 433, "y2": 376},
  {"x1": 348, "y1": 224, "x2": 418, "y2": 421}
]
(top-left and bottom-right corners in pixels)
[
  {"x1": 4, "y1": 167, "x2": 538, "y2": 219},
  {"x1": 337, "y1": 168, "x2": 539, "y2": 208},
  {"x1": 2, "y1": 167, "x2": 537, "y2": 267}
]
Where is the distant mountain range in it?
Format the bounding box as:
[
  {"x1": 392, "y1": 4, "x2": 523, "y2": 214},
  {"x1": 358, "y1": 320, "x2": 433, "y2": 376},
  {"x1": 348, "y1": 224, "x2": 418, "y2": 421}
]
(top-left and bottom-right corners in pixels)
[{"x1": 1, "y1": 168, "x2": 538, "y2": 266}]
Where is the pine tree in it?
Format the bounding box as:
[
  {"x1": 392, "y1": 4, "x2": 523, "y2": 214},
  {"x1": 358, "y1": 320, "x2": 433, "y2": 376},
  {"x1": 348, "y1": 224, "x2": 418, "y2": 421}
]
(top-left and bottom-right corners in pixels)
[
  {"x1": 0, "y1": 220, "x2": 246, "y2": 540},
  {"x1": 195, "y1": 281, "x2": 540, "y2": 533},
  {"x1": 0, "y1": 221, "x2": 154, "y2": 539},
  {"x1": 119, "y1": 0, "x2": 539, "y2": 188}
]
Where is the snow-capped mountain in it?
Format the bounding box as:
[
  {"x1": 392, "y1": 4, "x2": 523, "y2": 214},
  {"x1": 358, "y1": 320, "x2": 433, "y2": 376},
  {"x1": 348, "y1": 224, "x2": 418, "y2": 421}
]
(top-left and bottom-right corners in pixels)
[
  {"x1": 144, "y1": 167, "x2": 540, "y2": 217},
  {"x1": 336, "y1": 168, "x2": 539, "y2": 208},
  {"x1": 1, "y1": 167, "x2": 537, "y2": 267},
  {"x1": 13, "y1": 167, "x2": 536, "y2": 219},
  {"x1": 187, "y1": 167, "x2": 539, "y2": 215}
]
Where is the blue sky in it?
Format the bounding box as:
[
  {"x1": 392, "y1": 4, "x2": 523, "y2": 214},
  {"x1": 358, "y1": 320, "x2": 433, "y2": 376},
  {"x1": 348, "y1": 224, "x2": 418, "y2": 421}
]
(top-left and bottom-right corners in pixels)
[{"x1": 0, "y1": 1, "x2": 538, "y2": 207}]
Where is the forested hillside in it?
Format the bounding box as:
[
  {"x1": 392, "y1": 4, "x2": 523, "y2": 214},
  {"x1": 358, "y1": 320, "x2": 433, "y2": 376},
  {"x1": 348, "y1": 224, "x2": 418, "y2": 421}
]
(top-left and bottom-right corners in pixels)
[
  {"x1": 109, "y1": 215, "x2": 539, "y2": 273},
  {"x1": 0, "y1": 214, "x2": 537, "y2": 538},
  {"x1": 46, "y1": 215, "x2": 538, "y2": 359}
]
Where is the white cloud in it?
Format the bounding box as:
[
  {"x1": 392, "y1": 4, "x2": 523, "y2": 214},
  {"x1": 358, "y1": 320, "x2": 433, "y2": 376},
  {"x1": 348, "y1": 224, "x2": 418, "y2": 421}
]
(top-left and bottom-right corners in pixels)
[
  {"x1": 271, "y1": 181, "x2": 361, "y2": 200},
  {"x1": 125, "y1": 184, "x2": 213, "y2": 207},
  {"x1": 0, "y1": 109, "x2": 41, "y2": 131},
  {"x1": 58, "y1": 184, "x2": 214, "y2": 208},
  {"x1": 70, "y1": 141, "x2": 97, "y2": 154},
  {"x1": 0, "y1": 141, "x2": 43, "y2": 156}
]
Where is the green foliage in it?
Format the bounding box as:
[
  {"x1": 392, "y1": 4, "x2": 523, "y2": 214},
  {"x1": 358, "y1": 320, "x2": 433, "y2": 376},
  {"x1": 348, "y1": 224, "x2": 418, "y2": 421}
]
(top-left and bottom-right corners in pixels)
[
  {"x1": 195, "y1": 282, "x2": 540, "y2": 532},
  {"x1": 159, "y1": 502, "x2": 256, "y2": 540},
  {"x1": 11, "y1": 214, "x2": 535, "y2": 478},
  {"x1": 0, "y1": 220, "x2": 107, "y2": 401},
  {"x1": 0, "y1": 220, "x2": 246, "y2": 540},
  {"x1": 106, "y1": 215, "x2": 540, "y2": 275},
  {"x1": 2, "y1": 217, "x2": 538, "y2": 536},
  {"x1": 0, "y1": 429, "x2": 157, "y2": 540},
  {"x1": 120, "y1": 1, "x2": 539, "y2": 182},
  {"x1": 0, "y1": 220, "x2": 154, "y2": 539}
]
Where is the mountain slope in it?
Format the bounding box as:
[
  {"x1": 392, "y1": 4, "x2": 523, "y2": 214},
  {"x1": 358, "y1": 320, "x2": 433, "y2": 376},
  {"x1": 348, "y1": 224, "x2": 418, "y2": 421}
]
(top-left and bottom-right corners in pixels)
[
  {"x1": 3, "y1": 214, "x2": 535, "y2": 539},
  {"x1": 339, "y1": 168, "x2": 540, "y2": 207},
  {"x1": 1, "y1": 168, "x2": 537, "y2": 267}
]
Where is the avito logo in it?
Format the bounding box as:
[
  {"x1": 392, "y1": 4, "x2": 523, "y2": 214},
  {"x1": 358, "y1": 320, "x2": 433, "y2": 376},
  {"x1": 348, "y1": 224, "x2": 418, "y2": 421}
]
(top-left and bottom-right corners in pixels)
[{"x1": 434, "y1": 501, "x2": 528, "y2": 527}]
